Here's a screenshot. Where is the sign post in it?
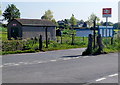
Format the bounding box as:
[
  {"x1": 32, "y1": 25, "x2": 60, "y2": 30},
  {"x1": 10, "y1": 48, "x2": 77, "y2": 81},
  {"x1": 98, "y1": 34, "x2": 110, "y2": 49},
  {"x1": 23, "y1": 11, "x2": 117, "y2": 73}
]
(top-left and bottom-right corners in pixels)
[{"x1": 102, "y1": 8, "x2": 112, "y2": 37}]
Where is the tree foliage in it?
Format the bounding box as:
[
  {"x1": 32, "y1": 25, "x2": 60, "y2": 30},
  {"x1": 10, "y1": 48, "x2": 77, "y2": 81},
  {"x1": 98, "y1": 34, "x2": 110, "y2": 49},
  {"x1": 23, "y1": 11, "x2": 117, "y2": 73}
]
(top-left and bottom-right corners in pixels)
[
  {"x1": 87, "y1": 13, "x2": 100, "y2": 27},
  {"x1": 70, "y1": 14, "x2": 77, "y2": 27},
  {"x1": 2, "y1": 4, "x2": 20, "y2": 22},
  {"x1": 41, "y1": 10, "x2": 54, "y2": 21}
]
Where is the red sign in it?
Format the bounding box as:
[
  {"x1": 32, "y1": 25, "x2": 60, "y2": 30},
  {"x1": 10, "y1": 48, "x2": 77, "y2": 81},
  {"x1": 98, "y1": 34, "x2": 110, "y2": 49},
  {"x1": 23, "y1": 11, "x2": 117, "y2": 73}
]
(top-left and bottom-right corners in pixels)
[
  {"x1": 103, "y1": 8, "x2": 112, "y2": 17},
  {"x1": 13, "y1": 24, "x2": 17, "y2": 26}
]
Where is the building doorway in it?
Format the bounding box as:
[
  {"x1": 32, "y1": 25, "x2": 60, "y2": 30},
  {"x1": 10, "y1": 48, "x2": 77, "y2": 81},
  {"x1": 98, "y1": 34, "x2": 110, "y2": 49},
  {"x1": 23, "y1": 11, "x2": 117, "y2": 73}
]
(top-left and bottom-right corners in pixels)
[{"x1": 11, "y1": 27, "x2": 19, "y2": 39}]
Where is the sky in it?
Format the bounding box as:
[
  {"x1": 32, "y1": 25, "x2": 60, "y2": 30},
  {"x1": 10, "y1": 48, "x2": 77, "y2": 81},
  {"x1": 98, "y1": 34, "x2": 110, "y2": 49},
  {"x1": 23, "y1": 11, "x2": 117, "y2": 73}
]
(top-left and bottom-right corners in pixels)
[{"x1": 0, "y1": 0, "x2": 119, "y2": 23}]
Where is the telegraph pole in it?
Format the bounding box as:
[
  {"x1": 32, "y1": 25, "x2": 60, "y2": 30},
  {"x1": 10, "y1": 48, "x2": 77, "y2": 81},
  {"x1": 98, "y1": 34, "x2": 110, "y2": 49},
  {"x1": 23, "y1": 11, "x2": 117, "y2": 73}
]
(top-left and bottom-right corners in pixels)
[{"x1": 93, "y1": 17, "x2": 97, "y2": 49}]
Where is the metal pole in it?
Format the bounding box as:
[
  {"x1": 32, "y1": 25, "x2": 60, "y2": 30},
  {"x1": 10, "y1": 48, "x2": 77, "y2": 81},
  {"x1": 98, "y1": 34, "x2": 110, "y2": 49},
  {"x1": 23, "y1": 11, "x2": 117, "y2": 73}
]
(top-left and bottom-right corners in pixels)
[
  {"x1": 45, "y1": 27, "x2": 48, "y2": 48},
  {"x1": 106, "y1": 17, "x2": 108, "y2": 37}
]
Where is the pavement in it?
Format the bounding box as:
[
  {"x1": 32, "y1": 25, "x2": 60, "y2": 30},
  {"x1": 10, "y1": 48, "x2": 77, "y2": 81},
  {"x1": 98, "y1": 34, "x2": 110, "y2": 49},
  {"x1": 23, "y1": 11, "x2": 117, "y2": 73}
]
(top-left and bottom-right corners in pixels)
[{"x1": 1, "y1": 48, "x2": 118, "y2": 83}]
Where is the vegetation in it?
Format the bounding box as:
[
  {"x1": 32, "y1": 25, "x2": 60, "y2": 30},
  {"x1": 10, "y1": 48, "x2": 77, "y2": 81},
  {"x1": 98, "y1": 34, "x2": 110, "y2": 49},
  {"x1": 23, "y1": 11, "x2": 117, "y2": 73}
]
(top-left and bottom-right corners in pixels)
[
  {"x1": 41, "y1": 10, "x2": 54, "y2": 21},
  {"x1": 70, "y1": 14, "x2": 77, "y2": 27},
  {"x1": 1, "y1": 34, "x2": 88, "y2": 55},
  {"x1": 0, "y1": 27, "x2": 7, "y2": 32},
  {"x1": 2, "y1": 4, "x2": 20, "y2": 22},
  {"x1": 87, "y1": 13, "x2": 100, "y2": 27},
  {"x1": 103, "y1": 36, "x2": 120, "y2": 53},
  {"x1": 1, "y1": 27, "x2": 119, "y2": 55}
]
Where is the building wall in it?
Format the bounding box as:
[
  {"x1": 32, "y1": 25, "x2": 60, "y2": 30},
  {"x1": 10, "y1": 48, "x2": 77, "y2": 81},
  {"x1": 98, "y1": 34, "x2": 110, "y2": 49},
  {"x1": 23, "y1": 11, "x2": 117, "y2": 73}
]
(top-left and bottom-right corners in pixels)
[
  {"x1": 22, "y1": 26, "x2": 56, "y2": 40},
  {"x1": 7, "y1": 20, "x2": 22, "y2": 39}
]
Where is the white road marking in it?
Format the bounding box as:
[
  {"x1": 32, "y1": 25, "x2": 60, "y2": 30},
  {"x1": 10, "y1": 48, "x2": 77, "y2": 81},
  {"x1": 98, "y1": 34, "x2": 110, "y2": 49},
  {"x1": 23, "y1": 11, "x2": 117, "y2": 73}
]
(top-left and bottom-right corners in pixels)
[
  {"x1": 83, "y1": 56, "x2": 89, "y2": 58},
  {"x1": 3, "y1": 63, "x2": 16, "y2": 66},
  {"x1": 72, "y1": 57, "x2": 80, "y2": 59},
  {"x1": 63, "y1": 58, "x2": 72, "y2": 60},
  {"x1": 108, "y1": 73, "x2": 118, "y2": 77},
  {"x1": 50, "y1": 60, "x2": 57, "y2": 62},
  {"x1": 1, "y1": 55, "x2": 93, "y2": 67},
  {"x1": 3, "y1": 63, "x2": 13, "y2": 65},
  {"x1": 18, "y1": 62, "x2": 24, "y2": 63},
  {"x1": 23, "y1": 62, "x2": 29, "y2": 65},
  {"x1": 13, "y1": 64, "x2": 20, "y2": 66},
  {"x1": 96, "y1": 78, "x2": 106, "y2": 82},
  {"x1": 37, "y1": 61, "x2": 42, "y2": 63},
  {"x1": 0, "y1": 65, "x2": 3, "y2": 68},
  {"x1": 73, "y1": 57, "x2": 79, "y2": 59}
]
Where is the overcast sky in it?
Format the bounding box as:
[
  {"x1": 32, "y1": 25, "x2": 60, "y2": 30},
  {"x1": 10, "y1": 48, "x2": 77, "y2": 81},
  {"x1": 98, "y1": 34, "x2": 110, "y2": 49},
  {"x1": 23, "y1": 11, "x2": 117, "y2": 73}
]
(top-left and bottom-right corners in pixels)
[{"x1": 0, "y1": 0, "x2": 119, "y2": 23}]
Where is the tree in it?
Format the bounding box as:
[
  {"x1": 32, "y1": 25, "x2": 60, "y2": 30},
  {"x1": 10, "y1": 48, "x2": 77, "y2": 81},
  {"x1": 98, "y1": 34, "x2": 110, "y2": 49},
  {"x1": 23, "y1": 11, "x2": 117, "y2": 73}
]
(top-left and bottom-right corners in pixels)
[
  {"x1": 41, "y1": 10, "x2": 54, "y2": 21},
  {"x1": 51, "y1": 18, "x2": 58, "y2": 26},
  {"x1": 2, "y1": 4, "x2": 20, "y2": 22},
  {"x1": 87, "y1": 13, "x2": 100, "y2": 27},
  {"x1": 70, "y1": 14, "x2": 77, "y2": 27}
]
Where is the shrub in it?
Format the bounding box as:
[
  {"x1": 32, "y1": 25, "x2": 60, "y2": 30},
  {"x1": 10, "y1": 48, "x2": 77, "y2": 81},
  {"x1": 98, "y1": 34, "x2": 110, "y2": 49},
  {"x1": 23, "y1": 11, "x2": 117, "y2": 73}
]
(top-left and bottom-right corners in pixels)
[{"x1": 2, "y1": 40, "x2": 24, "y2": 51}]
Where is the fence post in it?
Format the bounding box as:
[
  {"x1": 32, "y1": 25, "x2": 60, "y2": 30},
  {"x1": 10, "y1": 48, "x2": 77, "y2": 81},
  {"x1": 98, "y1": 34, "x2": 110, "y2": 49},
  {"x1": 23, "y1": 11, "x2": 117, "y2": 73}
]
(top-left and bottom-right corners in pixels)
[
  {"x1": 39, "y1": 35, "x2": 42, "y2": 51},
  {"x1": 88, "y1": 34, "x2": 93, "y2": 51},
  {"x1": 111, "y1": 37, "x2": 113, "y2": 45},
  {"x1": 61, "y1": 35, "x2": 62, "y2": 44},
  {"x1": 71, "y1": 34, "x2": 74, "y2": 45},
  {"x1": 83, "y1": 36, "x2": 84, "y2": 42}
]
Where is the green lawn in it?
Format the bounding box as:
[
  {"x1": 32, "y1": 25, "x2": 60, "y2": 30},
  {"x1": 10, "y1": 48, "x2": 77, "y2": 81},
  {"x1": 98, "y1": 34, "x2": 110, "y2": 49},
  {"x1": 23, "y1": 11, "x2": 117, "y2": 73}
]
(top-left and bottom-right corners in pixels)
[
  {"x1": 0, "y1": 32, "x2": 7, "y2": 40},
  {"x1": 0, "y1": 27, "x2": 7, "y2": 40}
]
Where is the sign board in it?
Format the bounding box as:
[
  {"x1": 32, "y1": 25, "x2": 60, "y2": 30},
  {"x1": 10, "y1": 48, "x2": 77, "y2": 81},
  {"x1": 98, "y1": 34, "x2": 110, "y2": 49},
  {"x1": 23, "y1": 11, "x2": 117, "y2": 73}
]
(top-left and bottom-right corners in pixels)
[
  {"x1": 75, "y1": 29, "x2": 93, "y2": 37},
  {"x1": 98, "y1": 26, "x2": 114, "y2": 37},
  {"x1": 103, "y1": 8, "x2": 112, "y2": 17}
]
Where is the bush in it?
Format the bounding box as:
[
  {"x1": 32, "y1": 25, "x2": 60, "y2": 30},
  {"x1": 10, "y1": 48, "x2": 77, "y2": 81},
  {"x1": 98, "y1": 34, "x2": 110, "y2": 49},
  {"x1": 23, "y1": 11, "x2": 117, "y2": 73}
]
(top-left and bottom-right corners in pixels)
[
  {"x1": 0, "y1": 27, "x2": 7, "y2": 32},
  {"x1": 2, "y1": 40, "x2": 24, "y2": 51}
]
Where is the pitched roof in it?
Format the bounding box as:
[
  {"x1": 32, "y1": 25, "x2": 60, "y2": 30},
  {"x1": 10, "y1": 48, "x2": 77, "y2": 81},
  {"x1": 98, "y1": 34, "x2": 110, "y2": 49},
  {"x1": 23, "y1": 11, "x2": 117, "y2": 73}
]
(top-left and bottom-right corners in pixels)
[{"x1": 14, "y1": 18, "x2": 56, "y2": 27}]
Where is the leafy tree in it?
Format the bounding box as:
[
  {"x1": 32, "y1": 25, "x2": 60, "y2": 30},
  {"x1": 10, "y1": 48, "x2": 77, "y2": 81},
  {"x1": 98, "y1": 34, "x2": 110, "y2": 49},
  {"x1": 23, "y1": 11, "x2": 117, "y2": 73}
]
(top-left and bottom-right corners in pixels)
[
  {"x1": 87, "y1": 13, "x2": 100, "y2": 27},
  {"x1": 51, "y1": 18, "x2": 58, "y2": 26},
  {"x1": 83, "y1": 22, "x2": 87, "y2": 27},
  {"x1": 103, "y1": 22, "x2": 113, "y2": 26},
  {"x1": 64, "y1": 19, "x2": 69, "y2": 24},
  {"x1": 2, "y1": 4, "x2": 20, "y2": 22},
  {"x1": 79, "y1": 19, "x2": 84, "y2": 24},
  {"x1": 70, "y1": 14, "x2": 77, "y2": 27},
  {"x1": 41, "y1": 10, "x2": 54, "y2": 21}
]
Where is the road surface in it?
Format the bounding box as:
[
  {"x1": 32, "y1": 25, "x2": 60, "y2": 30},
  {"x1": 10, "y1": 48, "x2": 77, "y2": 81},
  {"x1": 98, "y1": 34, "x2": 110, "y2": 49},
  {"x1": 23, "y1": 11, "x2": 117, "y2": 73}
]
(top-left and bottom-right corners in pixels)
[{"x1": 1, "y1": 48, "x2": 118, "y2": 84}]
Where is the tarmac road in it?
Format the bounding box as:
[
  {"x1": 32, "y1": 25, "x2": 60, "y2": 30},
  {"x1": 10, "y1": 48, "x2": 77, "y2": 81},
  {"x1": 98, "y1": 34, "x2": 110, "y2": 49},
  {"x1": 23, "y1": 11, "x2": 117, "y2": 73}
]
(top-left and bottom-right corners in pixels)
[{"x1": 1, "y1": 48, "x2": 118, "y2": 83}]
